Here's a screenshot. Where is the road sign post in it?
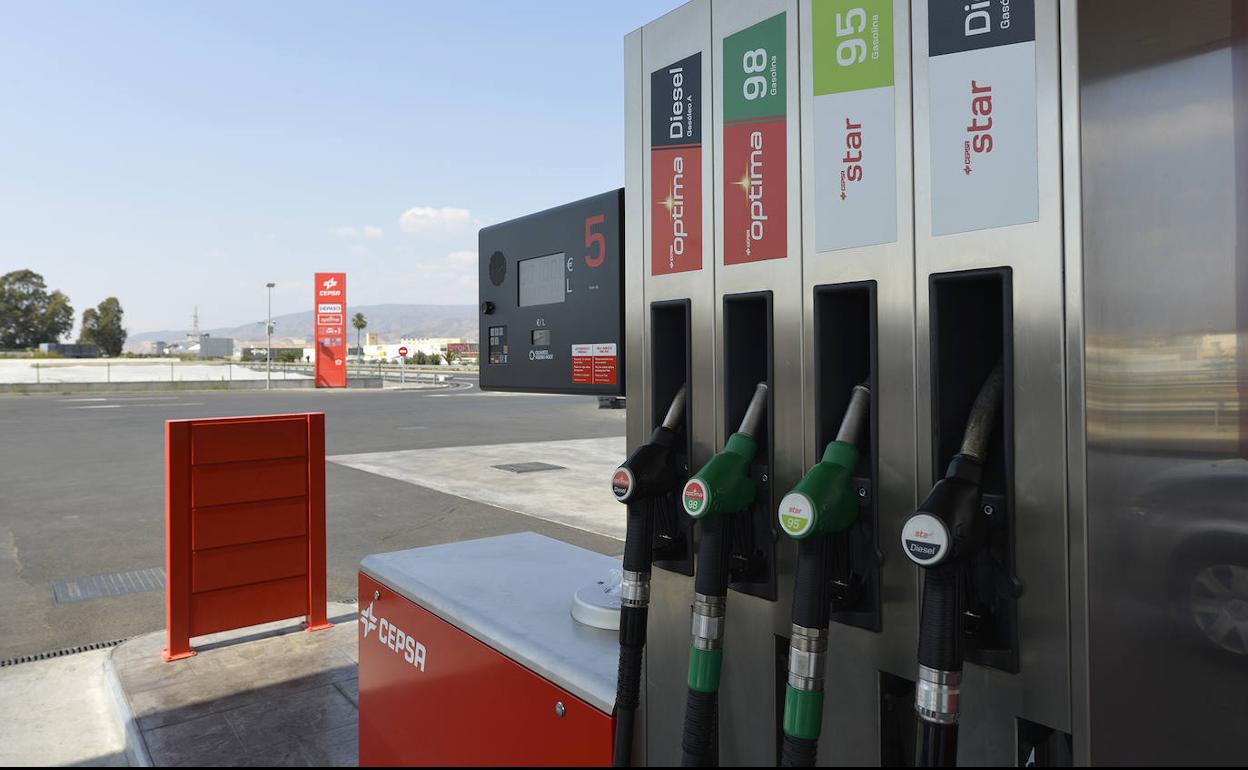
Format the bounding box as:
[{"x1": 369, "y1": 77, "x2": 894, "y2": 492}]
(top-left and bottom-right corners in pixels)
[{"x1": 398, "y1": 346, "x2": 408, "y2": 384}]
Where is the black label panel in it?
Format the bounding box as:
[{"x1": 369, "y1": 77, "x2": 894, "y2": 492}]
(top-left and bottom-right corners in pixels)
[
  {"x1": 929, "y1": 0, "x2": 1034, "y2": 56},
  {"x1": 651, "y1": 52, "x2": 702, "y2": 147}
]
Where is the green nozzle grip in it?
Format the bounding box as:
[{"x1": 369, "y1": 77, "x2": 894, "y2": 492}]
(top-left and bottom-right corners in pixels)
[
  {"x1": 783, "y1": 685, "x2": 825, "y2": 740},
  {"x1": 682, "y1": 432, "x2": 758, "y2": 519},
  {"x1": 777, "y1": 440, "x2": 860, "y2": 538}
]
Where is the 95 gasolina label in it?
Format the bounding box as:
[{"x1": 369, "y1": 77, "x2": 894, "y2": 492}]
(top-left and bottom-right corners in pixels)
[
  {"x1": 722, "y1": 13, "x2": 787, "y2": 265},
  {"x1": 651, "y1": 53, "x2": 703, "y2": 275},
  {"x1": 928, "y1": 0, "x2": 1038, "y2": 235},
  {"x1": 813, "y1": 0, "x2": 898, "y2": 252}
]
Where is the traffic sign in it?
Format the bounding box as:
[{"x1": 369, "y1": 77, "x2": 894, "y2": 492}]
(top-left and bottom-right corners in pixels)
[{"x1": 399, "y1": 346, "x2": 409, "y2": 357}]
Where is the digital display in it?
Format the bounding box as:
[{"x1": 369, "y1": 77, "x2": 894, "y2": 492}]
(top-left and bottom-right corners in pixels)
[
  {"x1": 518, "y1": 252, "x2": 566, "y2": 307},
  {"x1": 531, "y1": 329, "x2": 551, "y2": 346}
]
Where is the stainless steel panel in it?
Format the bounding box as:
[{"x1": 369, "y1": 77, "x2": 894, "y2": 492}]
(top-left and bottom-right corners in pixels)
[
  {"x1": 630, "y1": 3, "x2": 718, "y2": 765},
  {"x1": 713, "y1": 1, "x2": 804, "y2": 765},
  {"x1": 911, "y1": 0, "x2": 1071, "y2": 762},
  {"x1": 1075, "y1": 1, "x2": 1248, "y2": 763},
  {"x1": 798, "y1": 1, "x2": 918, "y2": 764}
]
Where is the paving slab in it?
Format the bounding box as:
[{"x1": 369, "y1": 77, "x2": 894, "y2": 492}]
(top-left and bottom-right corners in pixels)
[
  {"x1": 329, "y1": 436, "x2": 627, "y2": 540},
  {"x1": 109, "y1": 602, "x2": 360, "y2": 767},
  {"x1": 0, "y1": 647, "x2": 128, "y2": 767}
]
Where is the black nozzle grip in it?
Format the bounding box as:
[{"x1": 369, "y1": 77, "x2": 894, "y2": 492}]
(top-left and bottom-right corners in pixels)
[
  {"x1": 791, "y1": 534, "x2": 834, "y2": 630},
  {"x1": 622, "y1": 502, "x2": 655, "y2": 575},
  {"x1": 693, "y1": 514, "x2": 733, "y2": 597},
  {"x1": 781, "y1": 733, "x2": 818, "y2": 767},
  {"x1": 681, "y1": 687, "x2": 717, "y2": 767},
  {"x1": 918, "y1": 564, "x2": 963, "y2": 672}
]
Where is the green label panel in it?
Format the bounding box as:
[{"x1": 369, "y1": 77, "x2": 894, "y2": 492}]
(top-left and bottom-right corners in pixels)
[
  {"x1": 813, "y1": 0, "x2": 893, "y2": 96},
  {"x1": 723, "y1": 12, "x2": 786, "y2": 122}
]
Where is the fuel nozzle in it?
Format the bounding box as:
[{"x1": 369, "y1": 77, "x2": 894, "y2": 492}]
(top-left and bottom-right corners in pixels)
[
  {"x1": 902, "y1": 363, "x2": 1003, "y2": 569},
  {"x1": 612, "y1": 384, "x2": 687, "y2": 504},
  {"x1": 778, "y1": 384, "x2": 869, "y2": 539},
  {"x1": 680, "y1": 382, "x2": 768, "y2": 519}
]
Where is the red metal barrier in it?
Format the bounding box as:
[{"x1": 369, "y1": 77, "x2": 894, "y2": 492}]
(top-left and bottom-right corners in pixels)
[{"x1": 163, "y1": 413, "x2": 331, "y2": 661}]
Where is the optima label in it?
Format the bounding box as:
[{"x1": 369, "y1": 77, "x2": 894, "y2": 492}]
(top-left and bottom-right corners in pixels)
[
  {"x1": 722, "y1": 13, "x2": 788, "y2": 265},
  {"x1": 651, "y1": 53, "x2": 703, "y2": 275}
]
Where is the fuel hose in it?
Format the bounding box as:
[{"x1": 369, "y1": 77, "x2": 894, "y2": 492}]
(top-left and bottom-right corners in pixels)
[
  {"x1": 611, "y1": 385, "x2": 687, "y2": 767},
  {"x1": 679, "y1": 382, "x2": 768, "y2": 767},
  {"x1": 779, "y1": 384, "x2": 870, "y2": 767}
]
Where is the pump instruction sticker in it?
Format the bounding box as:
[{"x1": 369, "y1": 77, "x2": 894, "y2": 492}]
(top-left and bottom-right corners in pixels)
[
  {"x1": 571, "y1": 343, "x2": 617, "y2": 385},
  {"x1": 651, "y1": 53, "x2": 703, "y2": 275},
  {"x1": 722, "y1": 13, "x2": 788, "y2": 265},
  {"x1": 928, "y1": 0, "x2": 1037, "y2": 235},
  {"x1": 812, "y1": 0, "x2": 897, "y2": 252}
]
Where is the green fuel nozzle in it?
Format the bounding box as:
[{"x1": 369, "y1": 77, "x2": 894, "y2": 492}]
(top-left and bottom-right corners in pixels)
[
  {"x1": 778, "y1": 384, "x2": 870, "y2": 540},
  {"x1": 680, "y1": 382, "x2": 768, "y2": 520}
]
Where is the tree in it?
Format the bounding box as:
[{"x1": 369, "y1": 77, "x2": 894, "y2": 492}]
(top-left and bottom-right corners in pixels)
[
  {"x1": 0, "y1": 269, "x2": 74, "y2": 349},
  {"x1": 78, "y1": 297, "x2": 127, "y2": 356},
  {"x1": 443, "y1": 347, "x2": 459, "y2": 365},
  {"x1": 352, "y1": 312, "x2": 368, "y2": 351},
  {"x1": 427, "y1": 351, "x2": 442, "y2": 366},
  {"x1": 413, "y1": 350, "x2": 428, "y2": 365}
]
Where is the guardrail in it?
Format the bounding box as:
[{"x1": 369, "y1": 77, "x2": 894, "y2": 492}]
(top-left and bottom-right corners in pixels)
[{"x1": 0, "y1": 358, "x2": 474, "y2": 385}]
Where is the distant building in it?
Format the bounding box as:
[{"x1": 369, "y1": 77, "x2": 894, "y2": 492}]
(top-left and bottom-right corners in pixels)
[
  {"x1": 196, "y1": 335, "x2": 234, "y2": 359},
  {"x1": 365, "y1": 332, "x2": 381, "y2": 346},
  {"x1": 38, "y1": 342, "x2": 99, "y2": 358}
]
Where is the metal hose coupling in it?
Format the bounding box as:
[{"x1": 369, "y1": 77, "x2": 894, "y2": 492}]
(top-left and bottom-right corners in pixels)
[
  {"x1": 787, "y1": 624, "x2": 828, "y2": 692},
  {"x1": 621, "y1": 570, "x2": 651, "y2": 609},
  {"x1": 690, "y1": 593, "x2": 727, "y2": 651},
  {"x1": 915, "y1": 665, "x2": 961, "y2": 725}
]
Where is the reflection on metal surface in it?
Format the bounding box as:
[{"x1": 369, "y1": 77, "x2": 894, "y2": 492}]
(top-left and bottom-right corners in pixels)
[
  {"x1": 1079, "y1": 1, "x2": 1248, "y2": 763},
  {"x1": 1086, "y1": 333, "x2": 1240, "y2": 452}
]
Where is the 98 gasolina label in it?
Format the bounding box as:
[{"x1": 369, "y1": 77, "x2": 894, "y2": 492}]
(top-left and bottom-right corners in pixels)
[{"x1": 722, "y1": 13, "x2": 787, "y2": 265}]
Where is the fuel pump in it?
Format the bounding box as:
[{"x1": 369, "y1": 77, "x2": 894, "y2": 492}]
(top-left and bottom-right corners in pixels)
[
  {"x1": 902, "y1": 363, "x2": 1004, "y2": 767},
  {"x1": 776, "y1": 384, "x2": 870, "y2": 767},
  {"x1": 678, "y1": 381, "x2": 768, "y2": 767},
  {"x1": 610, "y1": 384, "x2": 688, "y2": 767}
]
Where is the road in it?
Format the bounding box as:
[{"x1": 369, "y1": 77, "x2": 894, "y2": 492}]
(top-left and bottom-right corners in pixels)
[{"x1": 0, "y1": 378, "x2": 625, "y2": 660}]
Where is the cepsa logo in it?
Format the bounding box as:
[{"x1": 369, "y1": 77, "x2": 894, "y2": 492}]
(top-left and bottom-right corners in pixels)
[
  {"x1": 962, "y1": 80, "x2": 994, "y2": 175},
  {"x1": 360, "y1": 601, "x2": 427, "y2": 672},
  {"x1": 318, "y1": 276, "x2": 343, "y2": 297}
]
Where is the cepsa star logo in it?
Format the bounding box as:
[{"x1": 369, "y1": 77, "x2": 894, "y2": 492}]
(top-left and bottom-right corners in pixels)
[
  {"x1": 359, "y1": 602, "x2": 378, "y2": 637},
  {"x1": 318, "y1": 276, "x2": 343, "y2": 297},
  {"x1": 359, "y1": 600, "x2": 427, "y2": 671}
]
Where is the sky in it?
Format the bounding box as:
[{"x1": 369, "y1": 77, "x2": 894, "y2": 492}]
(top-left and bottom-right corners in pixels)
[{"x1": 0, "y1": 0, "x2": 684, "y2": 335}]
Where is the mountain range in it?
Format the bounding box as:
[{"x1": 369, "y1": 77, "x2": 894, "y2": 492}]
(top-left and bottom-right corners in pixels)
[{"x1": 128, "y1": 303, "x2": 478, "y2": 346}]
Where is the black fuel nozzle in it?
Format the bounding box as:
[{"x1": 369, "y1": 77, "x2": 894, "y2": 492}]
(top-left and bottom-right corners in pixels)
[
  {"x1": 905, "y1": 362, "x2": 1003, "y2": 767},
  {"x1": 612, "y1": 384, "x2": 687, "y2": 504}
]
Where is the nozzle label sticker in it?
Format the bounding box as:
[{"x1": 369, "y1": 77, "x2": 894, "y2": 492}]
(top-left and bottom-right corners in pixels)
[
  {"x1": 612, "y1": 467, "x2": 633, "y2": 500},
  {"x1": 778, "y1": 492, "x2": 815, "y2": 537},
  {"x1": 571, "y1": 343, "x2": 616, "y2": 385},
  {"x1": 927, "y1": 0, "x2": 1038, "y2": 235},
  {"x1": 812, "y1": 0, "x2": 898, "y2": 252},
  {"x1": 722, "y1": 12, "x2": 788, "y2": 265},
  {"x1": 682, "y1": 478, "x2": 709, "y2": 517},
  {"x1": 651, "y1": 53, "x2": 704, "y2": 276},
  {"x1": 902, "y1": 513, "x2": 949, "y2": 565}
]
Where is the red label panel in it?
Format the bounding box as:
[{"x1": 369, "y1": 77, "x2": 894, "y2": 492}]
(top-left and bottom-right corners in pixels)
[
  {"x1": 591, "y1": 344, "x2": 617, "y2": 386},
  {"x1": 571, "y1": 344, "x2": 593, "y2": 385},
  {"x1": 650, "y1": 146, "x2": 703, "y2": 275},
  {"x1": 722, "y1": 120, "x2": 787, "y2": 265}
]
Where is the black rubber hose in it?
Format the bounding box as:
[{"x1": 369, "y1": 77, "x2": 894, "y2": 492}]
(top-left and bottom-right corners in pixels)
[
  {"x1": 693, "y1": 514, "x2": 734, "y2": 598},
  {"x1": 681, "y1": 688, "x2": 718, "y2": 767},
  {"x1": 918, "y1": 720, "x2": 959, "y2": 767},
  {"x1": 614, "y1": 502, "x2": 653, "y2": 767},
  {"x1": 917, "y1": 564, "x2": 962, "y2": 672},
  {"x1": 791, "y1": 534, "x2": 834, "y2": 630},
  {"x1": 613, "y1": 697, "x2": 638, "y2": 767},
  {"x1": 781, "y1": 733, "x2": 818, "y2": 767}
]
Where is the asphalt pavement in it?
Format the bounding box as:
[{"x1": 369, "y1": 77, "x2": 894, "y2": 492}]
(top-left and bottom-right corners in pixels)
[{"x1": 0, "y1": 377, "x2": 625, "y2": 660}]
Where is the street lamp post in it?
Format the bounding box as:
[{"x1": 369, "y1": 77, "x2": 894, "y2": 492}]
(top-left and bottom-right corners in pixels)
[{"x1": 266, "y1": 282, "x2": 275, "y2": 391}]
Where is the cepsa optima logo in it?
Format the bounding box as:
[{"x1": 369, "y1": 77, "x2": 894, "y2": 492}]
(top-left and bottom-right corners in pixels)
[{"x1": 359, "y1": 601, "x2": 427, "y2": 672}]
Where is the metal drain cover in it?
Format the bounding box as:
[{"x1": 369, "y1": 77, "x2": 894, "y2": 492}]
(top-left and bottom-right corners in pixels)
[
  {"x1": 52, "y1": 567, "x2": 166, "y2": 604},
  {"x1": 491, "y1": 462, "x2": 567, "y2": 474}
]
